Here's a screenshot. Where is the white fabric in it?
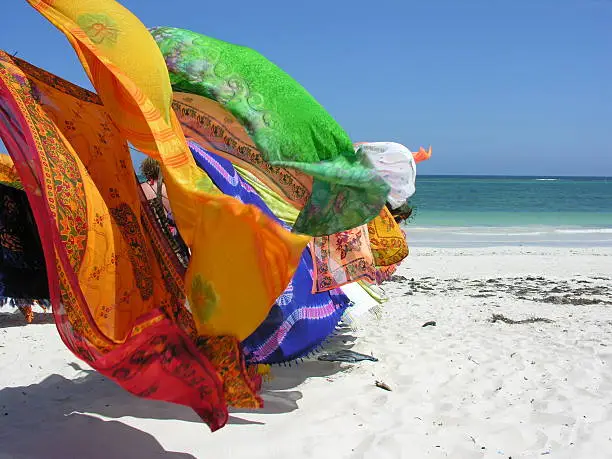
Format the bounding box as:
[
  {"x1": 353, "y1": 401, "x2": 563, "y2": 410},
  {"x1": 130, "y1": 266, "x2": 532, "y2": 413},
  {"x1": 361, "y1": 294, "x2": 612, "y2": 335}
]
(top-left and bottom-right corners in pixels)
[
  {"x1": 357, "y1": 142, "x2": 417, "y2": 209},
  {"x1": 340, "y1": 282, "x2": 384, "y2": 329}
]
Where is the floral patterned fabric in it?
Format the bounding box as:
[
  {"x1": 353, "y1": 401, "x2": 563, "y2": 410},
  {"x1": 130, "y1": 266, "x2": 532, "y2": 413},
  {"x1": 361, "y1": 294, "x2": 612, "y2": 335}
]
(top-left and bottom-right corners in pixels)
[
  {"x1": 151, "y1": 26, "x2": 389, "y2": 236},
  {"x1": 172, "y1": 92, "x2": 313, "y2": 209},
  {"x1": 26, "y1": 0, "x2": 310, "y2": 343},
  {"x1": 367, "y1": 206, "x2": 409, "y2": 267},
  {"x1": 170, "y1": 90, "x2": 386, "y2": 296},
  {"x1": 0, "y1": 50, "x2": 261, "y2": 431},
  {"x1": 189, "y1": 141, "x2": 350, "y2": 364},
  {"x1": 310, "y1": 228, "x2": 378, "y2": 293}
]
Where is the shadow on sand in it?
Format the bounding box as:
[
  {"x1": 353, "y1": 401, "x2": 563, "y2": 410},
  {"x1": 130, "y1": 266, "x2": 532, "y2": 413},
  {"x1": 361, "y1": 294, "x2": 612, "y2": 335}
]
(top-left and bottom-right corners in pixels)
[
  {"x1": 0, "y1": 312, "x2": 55, "y2": 329},
  {"x1": 0, "y1": 328, "x2": 356, "y2": 458}
]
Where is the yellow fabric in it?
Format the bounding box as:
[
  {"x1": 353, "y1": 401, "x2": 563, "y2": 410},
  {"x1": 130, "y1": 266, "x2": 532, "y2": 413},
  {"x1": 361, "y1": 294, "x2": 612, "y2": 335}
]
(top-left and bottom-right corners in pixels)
[
  {"x1": 27, "y1": 0, "x2": 310, "y2": 340},
  {"x1": 367, "y1": 207, "x2": 409, "y2": 267},
  {"x1": 234, "y1": 165, "x2": 300, "y2": 225},
  {"x1": 0, "y1": 154, "x2": 22, "y2": 189},
  {"x1": 34, "y1": 75, "x2": 165, "y2": 343},
  {"x1": 0, "y1": 52, "x2": 167, "y2": 347}
]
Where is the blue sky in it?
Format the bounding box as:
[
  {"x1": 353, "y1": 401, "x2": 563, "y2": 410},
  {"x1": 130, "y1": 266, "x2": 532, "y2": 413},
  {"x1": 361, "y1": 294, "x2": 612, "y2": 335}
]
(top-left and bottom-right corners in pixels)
[{"x1": 0, "y1": 0, "x2": 610, "y2": 176}]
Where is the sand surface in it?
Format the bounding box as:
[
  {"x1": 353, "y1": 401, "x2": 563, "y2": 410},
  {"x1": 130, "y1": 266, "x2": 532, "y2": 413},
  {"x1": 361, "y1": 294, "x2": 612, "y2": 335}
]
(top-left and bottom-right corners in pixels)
[{"x1": 1, "y1": 247, "x2": 611, "y2": 459}]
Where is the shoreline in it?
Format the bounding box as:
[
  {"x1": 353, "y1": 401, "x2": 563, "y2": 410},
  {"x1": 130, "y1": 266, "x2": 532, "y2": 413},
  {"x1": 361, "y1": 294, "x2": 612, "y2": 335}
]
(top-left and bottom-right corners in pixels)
[{"x1": 405, "y1": 226, "x2": 612, "y2": 249}]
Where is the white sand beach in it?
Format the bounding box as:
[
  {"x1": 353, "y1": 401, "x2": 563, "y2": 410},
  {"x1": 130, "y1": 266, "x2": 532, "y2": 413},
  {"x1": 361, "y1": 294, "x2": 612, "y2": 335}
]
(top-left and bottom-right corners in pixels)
[{"x1": 1, "y1": 246, "x2": 611, "y2": 459}]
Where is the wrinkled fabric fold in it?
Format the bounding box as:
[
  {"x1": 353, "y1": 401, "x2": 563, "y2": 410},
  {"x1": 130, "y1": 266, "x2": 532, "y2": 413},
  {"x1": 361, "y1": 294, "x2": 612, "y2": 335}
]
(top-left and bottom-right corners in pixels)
[
  {"x1": 0, "y1": 49, "x2": 262, "y2": 431},
  {"x1": 355, "y1": 142, "x2": 417, "y2": 209},
  {"x1": 367, "y1": 207, "x2": 409, "y2": 267},
  {"x1": 189, "y1": 141, "x2": 350, "y2": 364},
  {"x1": 25, "y1": 0, "x2": 310, "y2": 341},
  {"x1": 151, "y1": 26, "x2": 389, "y2": 236},
  {"x1": 170, "y1": 89, "x2": 384, "y2": 294}
]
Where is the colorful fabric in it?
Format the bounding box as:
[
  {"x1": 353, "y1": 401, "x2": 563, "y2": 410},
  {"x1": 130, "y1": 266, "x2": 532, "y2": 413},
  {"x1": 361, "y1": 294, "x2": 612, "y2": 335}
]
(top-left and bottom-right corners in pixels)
[
  {"x1": 230, "y1": 170, "x2": 380, "y2": 294},
  {"x1": 137, "y1": 183, "x2": 262, "y2": 411},
  {"x1": 413, "y1": 146, "x2": 432, "y2": 163},
  {"x1": 151, "y1": 26, "x2": 389, "y2": 236},
  {"x1": 367, "y1": 206, "x2": 409, "y2": 267},
  {"x1": 231, "y1": 165, "x2": 301, "y2": 226},
  {"x1": 0, "y1": 154, "x2": 23, "y2": 190},
  {"x1": 172, "y1": 92, "x2": 313, "y2": 209},
  {"x1": 310, "y1": 227, "x2": 377, "y2": 293},
  {"x1": 0, "y1": 50, "x2": 263, "y2": 431},
  {"x1": 170, "y1": 91, "x2": 382, "y2": 295},
  {"x1": 0, "y1": 182, "x2": 49, "y2": 321},
  {"x1": 355, "y1": 142, "x2": 417, "y2": 209},
  {"x1": 25, "y1": 0, "x2": 310, "y2": 342},
  {"x1": 189, "y1": 141, "x2": 350, "y2": 364}
]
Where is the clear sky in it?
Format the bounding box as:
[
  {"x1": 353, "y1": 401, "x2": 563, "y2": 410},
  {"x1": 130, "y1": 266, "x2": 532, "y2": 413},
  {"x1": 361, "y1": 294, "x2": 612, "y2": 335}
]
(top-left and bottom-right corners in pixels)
[{"x1": 0, "y1": 0, "x2": 610, "y2": 176}]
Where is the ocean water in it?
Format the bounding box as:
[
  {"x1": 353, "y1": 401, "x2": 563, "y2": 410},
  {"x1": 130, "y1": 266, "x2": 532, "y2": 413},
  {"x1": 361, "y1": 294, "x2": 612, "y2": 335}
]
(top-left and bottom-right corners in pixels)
[{"x1": 405, "y1": 176, "x2": 612, "y2": 247}]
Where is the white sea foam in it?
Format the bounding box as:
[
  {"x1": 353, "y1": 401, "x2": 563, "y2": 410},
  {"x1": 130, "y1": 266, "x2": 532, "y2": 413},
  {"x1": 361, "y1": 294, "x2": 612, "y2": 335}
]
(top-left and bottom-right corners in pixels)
[
  {"x1": 405, "y1": 225, "x2": 612, "y2": 248},
  {"x1": 555, "y1": 228, "x2": 612, "y2": 234}
]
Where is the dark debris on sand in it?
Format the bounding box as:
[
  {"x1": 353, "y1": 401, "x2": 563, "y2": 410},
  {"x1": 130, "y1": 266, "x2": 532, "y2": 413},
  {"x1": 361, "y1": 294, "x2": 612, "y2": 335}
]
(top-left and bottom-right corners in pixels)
[{"x1": 389, "y1": 275, "x2": 612, "y2": 306}]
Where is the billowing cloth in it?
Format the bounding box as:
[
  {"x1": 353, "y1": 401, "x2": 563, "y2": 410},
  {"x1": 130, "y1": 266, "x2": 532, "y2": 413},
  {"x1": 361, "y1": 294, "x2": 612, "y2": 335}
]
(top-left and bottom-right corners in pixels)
[
  {"x1": 233, "y1": 164, "x2": 301, "y2": 225},
  {"x1": 0, "y1": 50, "x2": 261, "y2": 431},
  {"x1": 367, "y1": 207, "x2": 409, "y2": 267},
  {"x1": 170, "y1": 91, "x2": 384, "y2": 294},
  {"x1": 310, "y1": 227, "x2": 377, "y2": 293},
  {"x1": 189, "y1": 141, "x2": 350, "y2": 364},
  {"x1": 413, "y1": 145, "x2": 432, "y2": 163},
  {"x1": 172, "y1": 92, "x2": 312, "y2": 210},
  {"x1": 25, "y1": 0, "x2": 310, "y2": 342},
  {"x1": 0, "y1": 181, "x2": 49, "y2": 321},
  {"x1": 355, "y1": 142, "x2": 417, "y2": 210},
  {"x1": 151, "y1": 27, "x2": 390, "y2": 236}
]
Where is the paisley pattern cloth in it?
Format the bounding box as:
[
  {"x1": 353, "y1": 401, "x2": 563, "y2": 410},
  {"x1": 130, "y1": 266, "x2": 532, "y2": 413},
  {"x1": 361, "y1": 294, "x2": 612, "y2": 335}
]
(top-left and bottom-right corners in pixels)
[
  {"x1": 151, "y1": 26, "x2": 389, "y2": 236},
  {"x1": 170, "y1": 89, "x2": 385, "y2": 294},
  {"x1": 0, "y1": 181, "x2": 49, "y2": 321},
  {"x1": 26, "y1": 0, "x2": 310, "y2": 342},
  {"x1": 172, "y1": 92, "x2": 313, "y2": 210},
  {"x1": 189, "y1": 141, "x2": 351, "y2": 364},
  {"x1": 0, "y1": 50, "x2": 263, "y2": 431},
  {"x1": 367, "y1": 206, "x2": 409, "y2": 267}
]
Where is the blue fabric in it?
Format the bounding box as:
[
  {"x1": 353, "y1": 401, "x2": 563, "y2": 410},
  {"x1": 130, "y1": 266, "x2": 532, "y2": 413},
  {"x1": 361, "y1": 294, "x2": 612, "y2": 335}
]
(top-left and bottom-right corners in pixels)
[{"x1": 189, "y1": 140, "x2": 350, "y2": 364}]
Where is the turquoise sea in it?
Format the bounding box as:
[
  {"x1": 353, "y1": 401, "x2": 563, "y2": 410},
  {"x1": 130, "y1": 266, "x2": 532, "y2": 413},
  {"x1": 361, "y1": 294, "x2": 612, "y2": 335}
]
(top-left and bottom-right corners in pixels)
[{"x1": 406, "y1": 176, "x2": 612, "y2": 247}]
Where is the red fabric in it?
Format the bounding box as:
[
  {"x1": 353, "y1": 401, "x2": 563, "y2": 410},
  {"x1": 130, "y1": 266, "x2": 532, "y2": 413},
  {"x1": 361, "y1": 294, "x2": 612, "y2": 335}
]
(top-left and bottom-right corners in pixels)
[{"x1": 0, "y1": 51, "x2": 230, "y2": 431}]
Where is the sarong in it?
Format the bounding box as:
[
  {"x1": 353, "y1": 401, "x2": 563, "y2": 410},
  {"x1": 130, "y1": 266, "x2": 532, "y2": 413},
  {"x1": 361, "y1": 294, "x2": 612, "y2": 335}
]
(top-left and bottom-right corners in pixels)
[
  {"x1": 0, "y1": 50, "x2": 260, "y2": 431},
  {"x1": 25, "y1": 0, "x2": 311, "y2": 342},
  {"x1": 189, "y1": 141, "x2": 350, "y2": 364}
]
